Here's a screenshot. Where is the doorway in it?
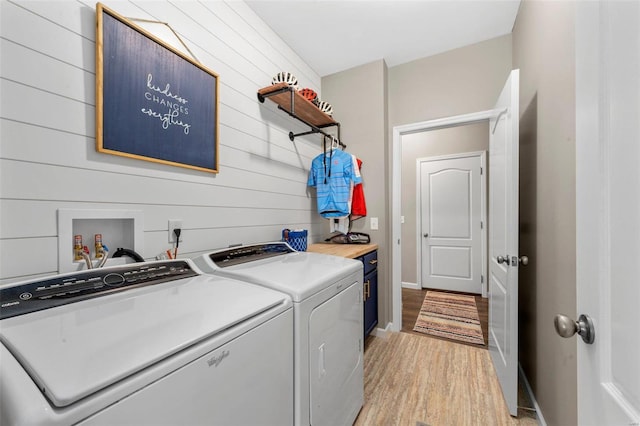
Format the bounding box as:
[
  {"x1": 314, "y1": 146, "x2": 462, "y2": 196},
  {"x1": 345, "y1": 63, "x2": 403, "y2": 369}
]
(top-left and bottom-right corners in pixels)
[{"x1": 392, "y1": 111, "x2": 498, "y2": 332}]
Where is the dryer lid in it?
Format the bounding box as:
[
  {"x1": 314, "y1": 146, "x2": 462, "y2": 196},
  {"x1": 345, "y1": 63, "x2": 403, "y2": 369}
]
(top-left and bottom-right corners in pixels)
[
  {"x1": 0, "y1": 274, "x2": 288, "y2": 408},
  {"x1": 198, "y1": 243, "x2": 361, "y2": 301}
]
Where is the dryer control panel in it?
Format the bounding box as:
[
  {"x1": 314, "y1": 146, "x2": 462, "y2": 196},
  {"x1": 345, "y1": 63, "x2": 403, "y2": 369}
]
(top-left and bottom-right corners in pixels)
[
  {"x1": 0, "y1": 261, "x2": 197, "y2": 320},
  {"x1": 209, "y1": 243, "x2": 294, "y2": 267}
]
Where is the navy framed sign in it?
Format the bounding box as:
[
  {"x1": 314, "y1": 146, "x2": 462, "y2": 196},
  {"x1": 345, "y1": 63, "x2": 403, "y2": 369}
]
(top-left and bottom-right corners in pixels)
[{"x1": 96, "y1": 3, "x2": 219, "y2": 173}]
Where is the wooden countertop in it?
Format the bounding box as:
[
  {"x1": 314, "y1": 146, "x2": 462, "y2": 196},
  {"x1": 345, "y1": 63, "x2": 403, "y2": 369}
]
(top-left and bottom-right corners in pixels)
[{"x1": 307, "y1": 243, "x2": 378, "y2": 259}]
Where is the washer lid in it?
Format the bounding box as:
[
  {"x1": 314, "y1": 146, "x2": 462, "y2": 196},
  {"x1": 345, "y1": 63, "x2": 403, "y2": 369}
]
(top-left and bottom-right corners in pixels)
[
  {"x1": 0, "y1": 275, "x2": 289, "y2": 408},
  {"x1": 197, "y1": 245, "x2": 361, "y2": 301}
]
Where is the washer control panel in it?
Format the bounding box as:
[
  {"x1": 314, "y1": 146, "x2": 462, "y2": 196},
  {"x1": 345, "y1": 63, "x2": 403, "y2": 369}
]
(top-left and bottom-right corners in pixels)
[{"x1": 0, "y1": 261, "x2": 197, "y2": 320}]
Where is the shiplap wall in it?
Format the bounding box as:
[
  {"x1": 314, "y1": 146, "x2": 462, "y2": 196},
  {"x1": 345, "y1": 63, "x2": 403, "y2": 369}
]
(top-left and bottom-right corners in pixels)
[{"x1": 0, "y1": 0, "x2": 325, "y2": 284}]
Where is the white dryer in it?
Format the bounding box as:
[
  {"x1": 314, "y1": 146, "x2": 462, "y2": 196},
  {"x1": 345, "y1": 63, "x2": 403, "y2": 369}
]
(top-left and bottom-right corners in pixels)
[
  {"x1": 0, "y1": 259, "x2": 293, "y2": 425},
  {"x1": 194, "y1": 242, "x2": 364, "y2": 426}
]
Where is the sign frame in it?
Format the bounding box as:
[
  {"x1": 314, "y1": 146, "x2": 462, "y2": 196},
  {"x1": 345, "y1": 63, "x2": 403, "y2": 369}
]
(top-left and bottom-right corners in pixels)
[{"x1": 96, "y1": 3, "x2": 219, "y2": 173}]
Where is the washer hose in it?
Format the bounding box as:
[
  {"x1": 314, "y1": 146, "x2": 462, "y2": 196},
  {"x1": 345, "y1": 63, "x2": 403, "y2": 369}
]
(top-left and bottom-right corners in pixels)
[{"x1": 112, "y1": 248, "x2": 145, "y2": 263}]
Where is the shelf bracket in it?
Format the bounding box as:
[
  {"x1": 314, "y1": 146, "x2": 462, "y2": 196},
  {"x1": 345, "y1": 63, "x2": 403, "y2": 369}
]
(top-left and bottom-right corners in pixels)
[
  {"x1": 257, "y1": 86, "x2": 291, "y2": 103},
  {"x1": 289, "y1": 130, "x2": 318, "y2": 141}
]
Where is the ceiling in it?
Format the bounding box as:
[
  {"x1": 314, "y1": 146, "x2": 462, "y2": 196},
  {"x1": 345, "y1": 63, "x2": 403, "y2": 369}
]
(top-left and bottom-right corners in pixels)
[{"x1": 246, "y1": 0, "x2": 521, "y2": 77}]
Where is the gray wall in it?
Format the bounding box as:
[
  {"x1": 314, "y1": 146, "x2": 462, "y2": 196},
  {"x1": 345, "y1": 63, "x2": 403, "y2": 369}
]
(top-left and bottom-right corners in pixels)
[
  {"x1": 512, "y1": 1, "x2": 577, "y2": 425},
  {"x1": 389, "y1": 35, "x2": 513, "y2": 127},
  {"x1": 322, "y1": 60, "x2": 390, "y2": 325},
  {"x1": 0, "y1": 0, "x2": 325, "y2": 283},
  {"x1": 401, "y1": 123, "x2": 489, "y2": 285},
  {"x1": 388, "y1": 36, "x2": 512, "y2": 286}
]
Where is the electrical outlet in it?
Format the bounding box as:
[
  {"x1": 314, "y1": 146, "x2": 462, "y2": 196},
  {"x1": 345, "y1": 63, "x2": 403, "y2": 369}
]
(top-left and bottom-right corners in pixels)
[
  {"x1": 370, "y1": 217, "x2": 379, "y2": 230},
  {"x1": 168, "y1": 220, "x2": 183, "y2": 243}
]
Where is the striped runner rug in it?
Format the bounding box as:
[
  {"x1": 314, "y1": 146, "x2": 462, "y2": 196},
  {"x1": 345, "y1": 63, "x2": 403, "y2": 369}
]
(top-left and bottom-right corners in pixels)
[{"x1": 413, "y1": 291, "x2": 484, "y2": 345}]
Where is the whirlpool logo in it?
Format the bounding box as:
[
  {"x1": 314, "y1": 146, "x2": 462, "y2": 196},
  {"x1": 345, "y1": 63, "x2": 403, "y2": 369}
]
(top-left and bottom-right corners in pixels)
[{"x1": 207, "y1": 350, "x2": 230, "y2": 368}]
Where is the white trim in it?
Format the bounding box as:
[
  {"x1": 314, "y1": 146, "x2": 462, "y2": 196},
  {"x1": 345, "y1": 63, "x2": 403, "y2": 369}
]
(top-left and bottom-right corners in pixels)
[
  {"x1": 415, "y1": 158, "x2": 422, "y2": 288},
  {"x1": 391, "y1": 109, "x2": 500, "y2": 332},
  {"x1": 371, "y1": 322, "x2": 393, "y2": 339},
  {"x1": 414, "y1": 151, "x2": 487, "y2": 297},
  {"x1": 394, "y1": 110, "x2": 501, "y2": 135},
  {"x1": 480, "y1": 151, "x2": 487, "y2": 298},
  {"x1": 57, "y1": 209, "x2": 144, "y2": 273},
  {"x1": 401, "y1": 281, "x2": 421, "y2": 290},
  {"x1": 518, "y1": 363, "x2": 546, "y2": 426}
]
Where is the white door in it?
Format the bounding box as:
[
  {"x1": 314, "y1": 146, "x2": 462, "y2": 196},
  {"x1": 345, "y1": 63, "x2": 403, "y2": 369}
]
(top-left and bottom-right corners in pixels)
[
  {"x1": 419, "y1": 153, "x2": 484, "y2": 294},
  {"x1": 488, "y1": 69, "x2": 519, "y2": 416},
  {"x1": 574, "y1": 1, "x2": 640, "y2": 424}
]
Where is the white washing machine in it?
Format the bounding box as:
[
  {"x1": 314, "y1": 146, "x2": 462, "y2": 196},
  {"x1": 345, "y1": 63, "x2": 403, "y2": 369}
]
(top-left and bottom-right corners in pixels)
[
  {"x1": 0, "y1": 259, "x2": 293, "y2": 425},
  {"x1": 194, "y1": 242, "x2": 364, "y2": 426}
]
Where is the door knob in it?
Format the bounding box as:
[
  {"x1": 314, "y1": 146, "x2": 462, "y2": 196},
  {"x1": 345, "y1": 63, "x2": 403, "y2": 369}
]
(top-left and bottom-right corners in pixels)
[
  {"x1": 554, "y1": 314, "x2": 595, "y2": 344},
  {"x1": 423, "y1": 233, "x2": 429, "y2": 238},
  {"x1": 497, "y1": 255, "x2": 508, "y2": 264},
  {"x1": 519, "y1": 255, "x2": 529, "y2": 266}
]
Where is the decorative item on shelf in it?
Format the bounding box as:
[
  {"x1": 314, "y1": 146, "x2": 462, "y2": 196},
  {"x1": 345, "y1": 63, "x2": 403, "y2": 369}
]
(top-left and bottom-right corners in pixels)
[
  {"x1": 272, "y1": 71, "x2": 298, "y2": 89},
  {"x1": 316, "y1": 100, "x2": 333, "y2": 116},
  {"x1": 298, "y1": 88, "x2": 317, "y2": 102}
]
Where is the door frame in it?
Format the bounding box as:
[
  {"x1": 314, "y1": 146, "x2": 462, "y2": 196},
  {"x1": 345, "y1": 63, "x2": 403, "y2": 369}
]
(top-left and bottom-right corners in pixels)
[
  {"x1": 391, "y1": 110, "x2": 503, "y2": 331},
  {"x1": 415, "y1": 151, "x2": 487, "y2": 296}
]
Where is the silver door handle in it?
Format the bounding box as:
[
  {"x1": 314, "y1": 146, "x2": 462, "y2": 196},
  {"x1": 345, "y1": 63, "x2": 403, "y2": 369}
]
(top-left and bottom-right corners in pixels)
[
  {"x1": 554, "y1": 314, "x2": 595, "y2": 344},
  {"x1": 519, "y1": 255, "x2": 529, "y2": 266},
  {"x1": 497, "y1": 255, "x2": 508, "y2": 264}
]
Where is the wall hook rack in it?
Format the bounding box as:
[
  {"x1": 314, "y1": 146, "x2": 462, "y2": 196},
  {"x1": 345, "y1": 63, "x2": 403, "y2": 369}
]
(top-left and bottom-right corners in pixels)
[{"x1": 257, "y1": 83, "x2": 346, "y2": 149}]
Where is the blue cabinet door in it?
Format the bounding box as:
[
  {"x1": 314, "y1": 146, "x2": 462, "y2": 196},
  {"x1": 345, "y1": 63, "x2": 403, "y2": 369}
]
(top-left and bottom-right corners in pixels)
[
  {"x1": 364, "y1": 269, "x2": 378, "y2": 336},
  {"x1": 357, "y1": 249, "x2": 378, "y2": 337}
]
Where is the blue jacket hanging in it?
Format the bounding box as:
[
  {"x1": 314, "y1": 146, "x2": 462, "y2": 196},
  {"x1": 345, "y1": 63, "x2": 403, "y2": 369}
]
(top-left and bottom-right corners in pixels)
[{"x1": 308, "y1": 148, "x2": 361, "y2": 218}]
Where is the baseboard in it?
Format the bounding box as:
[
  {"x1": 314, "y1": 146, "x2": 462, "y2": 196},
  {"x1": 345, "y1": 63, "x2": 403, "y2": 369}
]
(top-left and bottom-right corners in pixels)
[
  {"x1": 402, "y1": 281, "x2": 421, "y2": 290},
  {"x1": 518, "y1": 363, "x2": 547, "y2": 426},
  {"x1": 371, "y1": 322, "x2": 393, "y2": 339}
]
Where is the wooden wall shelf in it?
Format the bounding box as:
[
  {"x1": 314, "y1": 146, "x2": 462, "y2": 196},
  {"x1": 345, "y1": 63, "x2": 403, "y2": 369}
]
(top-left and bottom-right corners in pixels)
[
  {"x1": 258, "y1": 83, "x2": 336, "y2": 127},
  {"x1": 257, "y1": 83, "x2": 345, "y2": 148}
]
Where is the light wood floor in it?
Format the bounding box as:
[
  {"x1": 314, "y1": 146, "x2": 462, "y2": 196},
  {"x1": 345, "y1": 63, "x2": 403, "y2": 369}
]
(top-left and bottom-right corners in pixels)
[{"x1": 353, "y1": 288, "x2": 538, "y2": 426}]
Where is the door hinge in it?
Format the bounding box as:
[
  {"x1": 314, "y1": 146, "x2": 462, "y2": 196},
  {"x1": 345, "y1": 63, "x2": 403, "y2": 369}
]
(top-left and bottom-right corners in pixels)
[
  {"x1": 481, "y1": 275, "x2": 484, "y2": 284},
  {"x1": 480, "y1": 167, "x2": 483, "y2": 175},
  {"x1": 480, "y1": 221, "x2": 484, "y2": 229}
]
